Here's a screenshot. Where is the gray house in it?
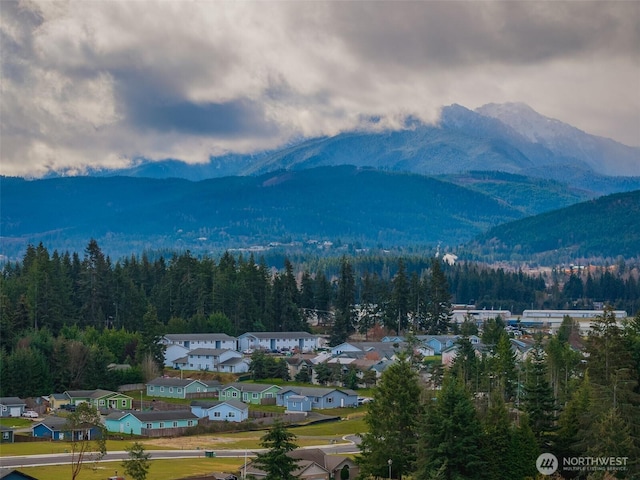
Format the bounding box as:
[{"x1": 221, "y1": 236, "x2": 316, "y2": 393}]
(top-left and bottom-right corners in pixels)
[
  {"x1": 277, "y1": 387, "x2": 358, "y2": 409},
  {"x1": 0, "y1": 398, "x2": 26, "y2": 418}
]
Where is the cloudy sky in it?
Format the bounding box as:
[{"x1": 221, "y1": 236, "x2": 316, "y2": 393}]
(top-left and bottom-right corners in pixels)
[{"x1": 1, "y1": 0, "x2": 638, "y2": 177}]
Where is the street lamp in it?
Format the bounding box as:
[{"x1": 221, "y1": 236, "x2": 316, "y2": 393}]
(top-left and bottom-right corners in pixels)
[{"x1": 388, "y1": 459, "x2": 392, "y2": 479}]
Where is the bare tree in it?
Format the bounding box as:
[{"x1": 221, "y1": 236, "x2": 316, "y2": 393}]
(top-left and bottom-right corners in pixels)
[{"x1": 65, "y1": 402, "x2": 107, "y2": 480}]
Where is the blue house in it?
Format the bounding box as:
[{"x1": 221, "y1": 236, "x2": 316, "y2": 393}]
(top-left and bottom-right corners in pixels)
[
  {"x1": 190, "y1": 400, "x2": 248, "y2": 422},
  {"x1": 32, "y1": 416, "x2": 102, "y2": 441},
  {"x1": 285, "y1": 395, "x2": 312, "y2": 413},
  {"x1": 104, "y1": 410, "x2": 198, "y2": 436},
  {"x1": 277, "y1": 387, "x2": 358, "y2": 409}
]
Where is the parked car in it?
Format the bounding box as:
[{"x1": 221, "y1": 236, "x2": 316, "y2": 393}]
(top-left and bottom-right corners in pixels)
[{"x1": 22, "y1": 410, "x2": 38, "y2": 418}]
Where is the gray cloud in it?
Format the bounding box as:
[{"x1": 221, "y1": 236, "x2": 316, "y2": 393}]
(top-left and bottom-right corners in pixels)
[{"x1": 0, "y1": 0, "x2": 638, "y2": 177}]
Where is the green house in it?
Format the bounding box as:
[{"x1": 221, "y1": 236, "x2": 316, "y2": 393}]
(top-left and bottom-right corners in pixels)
[
  {"x1": 64, "y1": 389, "x2": 133, "y2": 410},
  {"x1": 218, "y1": 383, "x2": 281, "y2": 405},
  {"x1": 146, "y1": 377, "x2": 215, "y2": 399}
]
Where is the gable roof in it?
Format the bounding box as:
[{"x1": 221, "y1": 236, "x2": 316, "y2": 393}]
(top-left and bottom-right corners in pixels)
[
  {"x1": 279, "y1": 386, "x2": 358, "y2": 397},
  {"x1": 191, "y1": 400, "x2": 248, "y2": 411},
  {"x1": 164, "y1": 333, "x2": 237, "y2": 342},
  {"x1": 147, "y1": 377, "x2": 208, "y2": 388},
  {"x1": 0, "y1": 470, "x2": 40, "y2": 480},
  {"x1": 221, "y1": 383, "x2": 280, "y2": 393},
  {"x1": 188, "y1": 348, "x2": 229, "y2": 356},
  {"x1": 0, "y1": 397, "x2": 25, "y2": 406},
  {"x1": 239, "y1": 331, "x2": 317, "y2": 340},
  {"x1": 106, "y1": 410, "x2": 198, "y2": 422}
]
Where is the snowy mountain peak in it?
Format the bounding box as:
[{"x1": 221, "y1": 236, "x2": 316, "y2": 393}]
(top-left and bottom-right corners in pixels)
[{"x1": 475, "y1": 102, "x2": 576, "y2": 144}]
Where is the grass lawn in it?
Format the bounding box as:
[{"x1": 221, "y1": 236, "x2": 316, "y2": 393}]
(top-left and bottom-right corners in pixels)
[
  {"x1": 15, "y1": 457, "x2": 245, "y2": 480},
  {"x1": 0, "y1": 439, "x2": 177, "y2": 457},
  {"x1": 0, "y1": 417, "x2": 34, "y2": 428}
]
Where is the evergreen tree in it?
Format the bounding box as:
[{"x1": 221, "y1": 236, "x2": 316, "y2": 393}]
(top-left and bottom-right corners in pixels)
[
  {"x1": 251, "y1": 421, "x2": 300, "y2": 480},
  {"x1": 494, "y1": 332, "x2": 517, "y2": 401},
  {"x1": 523, "y1": 337, "x2": 557, "y2": 449},
  {"x1": 510, "y1": 414, "x2": 539, "y2": 480},
  {"x1": 388, "y1": 259, "x2": 410, "y2": 334},
  {"x1": 415, "y1": 374, "x2": 486, "y2": 479},
  {"x1": 358, "y1": 354, "x2": 422, "y2": 479},
  {"x1": 330, "y1": 257, "x2": 355, "y2": 346},
  {"x1": 424, "y1": 258, "x2": 452, "y2": 334}
]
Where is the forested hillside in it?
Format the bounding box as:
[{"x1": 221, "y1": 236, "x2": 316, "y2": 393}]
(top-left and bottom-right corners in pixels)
[{"x1": 470, "y1": 189, "x2": 640, "y2": 262}]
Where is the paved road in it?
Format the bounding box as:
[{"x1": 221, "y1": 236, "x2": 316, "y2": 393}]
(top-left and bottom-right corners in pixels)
[{"x1": 0, "y1": 436, "x2": 361, "y2": 469}]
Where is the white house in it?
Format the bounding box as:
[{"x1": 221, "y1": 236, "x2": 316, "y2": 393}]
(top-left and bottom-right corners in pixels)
[
  {"x1": 185, "y1": 348, "x2": 244, "y2": 372},
  {"x1": 237, "y1": 332, "x2": 319, "y2": 353},
  {"x1": 161, "y1": 333, "x2": 238, "y2": 367}
]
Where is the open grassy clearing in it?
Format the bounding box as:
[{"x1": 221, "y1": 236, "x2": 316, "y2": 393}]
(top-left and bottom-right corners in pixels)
[
  {"x1": 14, "y1": 457, "x2": 245, "y2": 480},
  {"x1": 0, "y1": 418, "x2": 34, "y2": 428},
  {"x1": 1, "y1": 416, "x2": 367, "y2": 456}
]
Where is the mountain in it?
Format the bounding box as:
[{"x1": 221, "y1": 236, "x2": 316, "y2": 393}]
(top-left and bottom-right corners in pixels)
[
  {"x1": 92, "y1": 103, "x2": 640, "y2": 198},
  {"x1": 467, "y1": 189, "x2": 640, "y2": 262},
  {"x1": 1, "y1": 166, "x2": 523, "y2": 261}
]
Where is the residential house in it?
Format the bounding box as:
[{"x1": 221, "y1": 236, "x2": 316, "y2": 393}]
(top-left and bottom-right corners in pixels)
[
  {"x1": 0, "y1": 470, "x2": 40, "y2": 480},
  {"x1": 240, "y1": 448, "x2": 359, "y2": 480},
  {"x1": 510, "y1": 338, "x2": 535, "y2": 361},
  {"x1": 32, "y1": 416, "x2": 102, "y2": 441},
  {"x1": 217, "y1": 356, "x2": 250, "y2": 374},
  {"x1": 190, "y1": 400, "x2": 249, "y2": 422},
  {"x1": 442, "y1": 341, "x2": 488, "y2": 367},
  {"x1": 162, "y1": 333, "x2": 238, "y2": 366},
  {"x1": 0, "y1": 426, "x2": 14, "y2": 443},
  {"x1": 0, "y1": 398, "x2": 26, "y2": 418},
  {"x1": 184, "y1": 349, "x2": 245, "y2": 372},
  {"x1": 284, "y1": 395, "x2": 312, "y2": 413},
  {"x1": 277, "y1": 387, "x2": 358, "y2": 409},
  {"x1": 218, "y1": 383, "x2": 281, "y2": 405},
  {"x1": 237, "y1": 332, "x2": 319, "y2": 353},
  {"x1": 64, "y1": 390, "x2": 133, "y2": 410},
  {"x1": 330, "y1": 342, "x2": 406, "y2": 361},
  {"x1": 104, "y1": 410, "x2": 198, "y2": 436},
  {"x1": 146, "y1": 378, "x2": 216, "y2": 399},
  {"x1": 285, "y1": 355, "x2": 315, "y2": 381},
  {"x1": 49, "y1": 393, "x2": 71, "y2": 411}
]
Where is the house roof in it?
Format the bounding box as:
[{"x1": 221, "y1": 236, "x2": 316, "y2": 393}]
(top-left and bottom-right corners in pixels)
[
  {"x1": 279, "y1": 386, "x2": 358, "y2": 397},
  {"x1": 0, "y1": 397, "x2": 25, "y2": 406},
  {"x1": 173, "y1": 356, "x2": 188, "y2": 364},
  {"x1": 0, "y1": 469, "x2": 40, "y2": 480},
  {"x1": 90, "y1": 389, "x2": 124, "y2": 399},
  {"x1": 218, "y1": 357, "x2": 246, "y2": 366},
  {"x1": 0, "y1": 426, "x2": 14, "y2": 432},
  {"x1": 106, "y1": 410, "x2": 198, "y2": 422},
  {"x1": 33, "y1": 416, "x2": 68, "y2": 431},
  {"x1": 290, "y1": 448, "x2": 354, "y2": 471},
  {"x1": 50, "y1": 393, "x2": 68, "y2": 401},
  {"x1": 188, "y1": 348, "x2": 229, "y2": 356},
  {"x1": 65, "y1": 390, "x2": 97, "y2": 398},
  {"x1": 221, "y1": 383, "x2": 280, "y2": 393},
  {"x1": 239, "y1": 331, "x2": 317, "y2": 340},
  {"x1": 147, "y1": 377, "x2": 208, "y2": 387},
  {"x1": 191, "y1": 400, "x2": 248, "y2": 411},
  {"x1": 164, "y1": 333, "x2": 237, "y2": 342}
]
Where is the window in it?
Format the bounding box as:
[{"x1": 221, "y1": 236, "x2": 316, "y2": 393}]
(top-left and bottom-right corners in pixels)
[
  {"x1": 159, "y1": 422, "x2": 164, "y2": 428},
  {"x1": 160, "y1": 387, "x2": 164, "y2": 392},
  {"x1": 169, "y1": 387, "x2": 173, "y2": 393},
  {"x1": 2, "y1": 406, "x2": 7, "y2": 411},
  {"x1": 146, "y1": 423, "x2": 152, "y2": 429},
  {"x1": 2, "y1": 432, "x2": 9, "y2": 439},
  {"x1": 121, "y1": 400, "x2": 126, "y2": 407},
  {"x1": 188, "y1": 420, "x2": 194, "y2": 426},
  {"x1": 177, "y1": 388, "x2": 182, "y2": 393},
  {"x1": 264, "y1": 393, "x2": 273, "y2": 398},
  {"x1": 228, "y1": 412, "x2": 235, "y2": 418},
  {"x1": 173, "y1": 421, "x2": 178, "y2": 427},
  {"x1": 149, "y1": 386, "x2": 154, "y2": 392},
  {"x1": 327, "y1": 397, "x2": 334, "y2": 403},
  {"x1": 99, "y1": 399, "x2": 105, "y2": 406},
  {"x1": 232, "y1": 391, "x2": 238, "y2": 398},
  {"x1": 214, "y1": 412, "x2": 221, "y2": 417},
  {"x1": 126, "y1": 422, "x2": 130, "y2": 427},
  {"x1": 252, "y1": 393, "x2": 258, "y2": 399}
]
